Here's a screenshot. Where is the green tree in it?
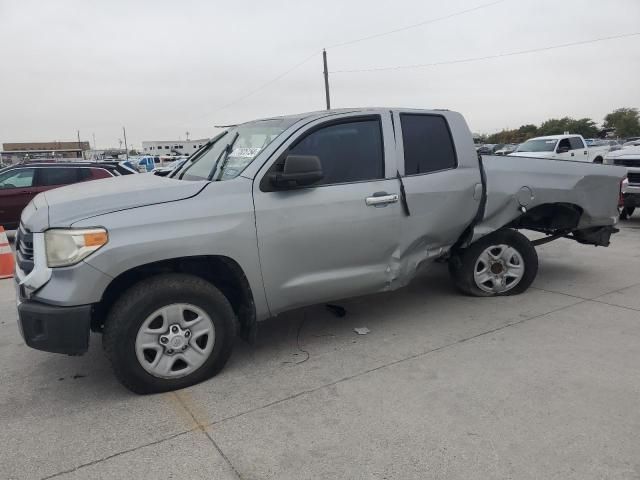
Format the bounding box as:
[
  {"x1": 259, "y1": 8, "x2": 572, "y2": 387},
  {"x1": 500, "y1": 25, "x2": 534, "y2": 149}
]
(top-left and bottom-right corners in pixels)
[
  {"x1": 485, "y1": 124, "x2": 539, "y2": 144},
  {"x1": 538, "y1": 117, "x2": 599, "y2": 138},
  {"x1": 603, "y1": 108, "x2": 640, "y2": 138},
  {"x1": 514, "y1": 124, "x2": 538, "y2": 142}
]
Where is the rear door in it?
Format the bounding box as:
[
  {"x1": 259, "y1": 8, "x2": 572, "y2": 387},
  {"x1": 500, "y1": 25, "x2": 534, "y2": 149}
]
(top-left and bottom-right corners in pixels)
[
  {"x1": 0, "y1": 167, "x2": 36, "y2": 228},
  {"x1": 569, "y1": 136, "x2": 589, "y2": 161},
  {"x1": 393, "y1": 112, "x2": 481, "y2": 261},
  {"x1": 253, "y1": 112, "x2": 402, "y2": 314}
]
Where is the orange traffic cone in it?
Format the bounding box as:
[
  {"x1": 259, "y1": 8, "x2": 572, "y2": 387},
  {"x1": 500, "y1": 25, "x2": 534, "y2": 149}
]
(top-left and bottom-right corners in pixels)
[{"x1": 0, "y1": 226, "x2": 14, "y2": 279}]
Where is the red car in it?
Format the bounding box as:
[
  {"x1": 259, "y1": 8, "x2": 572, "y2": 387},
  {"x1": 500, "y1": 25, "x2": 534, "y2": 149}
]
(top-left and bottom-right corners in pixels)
[{"x1": 0, "y1": 162, "x2": 136, "y2": 230}]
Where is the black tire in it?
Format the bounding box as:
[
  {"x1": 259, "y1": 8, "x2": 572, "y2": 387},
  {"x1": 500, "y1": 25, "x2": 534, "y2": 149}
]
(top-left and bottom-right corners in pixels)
[
  {"x1": 593, "y1": 157, "x2": 603, "y2": 164},
  {"x1": 619, "y1": 207, "x2": 634, "y2": 220},
  {"x1": 448, "y1": 229, "x2": 538, "y2": 297},
  {"x1": 103, "y1": 273, "x2": 236, "y2": 394}
]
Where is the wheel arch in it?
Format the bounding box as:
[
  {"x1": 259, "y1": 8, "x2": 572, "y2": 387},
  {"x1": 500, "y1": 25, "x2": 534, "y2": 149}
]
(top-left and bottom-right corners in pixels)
[
  {"x1": 506, "y1": 202, "x2": 583, "y2": 233},
  {"x1": 93, "y1": 255, "x2": 257, "y2": 342}
]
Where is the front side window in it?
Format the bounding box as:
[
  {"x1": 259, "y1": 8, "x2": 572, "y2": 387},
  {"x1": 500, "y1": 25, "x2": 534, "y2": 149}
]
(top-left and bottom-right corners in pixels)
[
  {"x1": 181, "y1": 118, "x2": 296, "y2": 181},
  {"x1": 0, "y1": 168, "x2": 35, "y2": 189},
  {"x1": 287, "y1": 119, "x2": 384, "y2": 185},
  {"x1": 557, "y1": 138, "x2": 571, "y2": 151},
  {"x1": 37, "y1": 167, "x2": 79, "y2": 186},
  {"x1": 400, "y1": 114, "x2": 456, "y2": 175}
]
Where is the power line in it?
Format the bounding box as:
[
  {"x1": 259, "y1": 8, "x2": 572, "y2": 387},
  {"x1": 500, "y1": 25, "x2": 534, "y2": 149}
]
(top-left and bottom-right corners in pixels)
[
  {"x1": 193, "y1": 1, "x2": 506, "y2": 119},
  {"x1": 332, "y1": 31, "x2": 640, "y2": 73},
  {"x1": 209, "y1": 50, "x2": 321, "y2": 114},
  {"x1": 326, "y1": 0, "x2": 505, "y2": 49}
]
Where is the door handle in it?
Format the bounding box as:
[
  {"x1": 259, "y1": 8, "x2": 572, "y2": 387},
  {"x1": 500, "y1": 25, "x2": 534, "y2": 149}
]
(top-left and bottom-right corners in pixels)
[
  {"x1": 365, "y1": 193, "x2": 399, "y2": 206},
  {"x1": 571, "y1": 152, "x2": 575, "y2": 156}
]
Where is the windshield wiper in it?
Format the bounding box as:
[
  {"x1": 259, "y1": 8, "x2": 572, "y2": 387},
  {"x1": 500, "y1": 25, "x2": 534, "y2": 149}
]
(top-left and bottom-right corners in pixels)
[
  {"x1": 178, "y1": 132, "x2": 227, "y2": 180},
  {"x1": 208, "y1": 132, "x2": 239, "y2": 181}
]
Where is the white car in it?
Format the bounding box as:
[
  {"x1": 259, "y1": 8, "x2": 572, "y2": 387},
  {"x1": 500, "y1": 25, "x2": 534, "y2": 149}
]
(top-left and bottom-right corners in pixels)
[
  {"x1": 509, "y1": 134, "x2": 609, "y2": 163},
  {"x1": 494, "y1": 144, "x2": 518, "y2": 156}
]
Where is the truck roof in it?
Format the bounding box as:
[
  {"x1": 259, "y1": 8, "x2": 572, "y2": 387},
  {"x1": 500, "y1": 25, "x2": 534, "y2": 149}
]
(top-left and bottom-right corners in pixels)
[
  {"x1": 526, "y1": 134, "x2": 582, "y2": 141},
  {"x1": 240, "y1": 107, "x2": 453, "y2": 125}
]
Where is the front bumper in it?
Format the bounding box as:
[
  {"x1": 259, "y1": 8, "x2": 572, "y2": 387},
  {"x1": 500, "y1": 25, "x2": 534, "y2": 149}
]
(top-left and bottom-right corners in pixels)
[{"x1": 16, "y1": 282, "x2": 91, "y2": 355}]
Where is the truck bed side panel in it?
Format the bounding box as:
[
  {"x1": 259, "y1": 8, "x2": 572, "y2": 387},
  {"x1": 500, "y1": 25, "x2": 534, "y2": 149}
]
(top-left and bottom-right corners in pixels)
[{"x1": 473, "y1": 155, "x2": 625, "y2": 241}]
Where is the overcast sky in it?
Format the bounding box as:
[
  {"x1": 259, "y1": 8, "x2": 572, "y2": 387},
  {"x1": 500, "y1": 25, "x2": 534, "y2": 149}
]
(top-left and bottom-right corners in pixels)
[{"x1": 1, "y1": 0, "x2": 639, "y2": 148}]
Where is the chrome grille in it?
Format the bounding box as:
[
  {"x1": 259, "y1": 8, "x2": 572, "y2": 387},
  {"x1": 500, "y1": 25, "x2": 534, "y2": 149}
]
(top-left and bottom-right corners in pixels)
[{"x1": 16, "y1": 224, "x2": 34, "y2": 275}]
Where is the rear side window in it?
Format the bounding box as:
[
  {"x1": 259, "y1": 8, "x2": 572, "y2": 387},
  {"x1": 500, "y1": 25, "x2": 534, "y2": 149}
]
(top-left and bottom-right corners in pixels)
[
  {"x1": 77, "y1": 168, "x2": 92, "y2": 181},
  {"x1": 90, "y1": 168, "x2": 113, "y2": 179},
  {"x1": 36, "y1": 168, "x2": 80, "y2": 186},
  {"x1": 569, "y1": 137, "x2": 585, "y2": 149},
  {"x1": 288, "y1": 119, "x2": 384, "y2": 185},
  {"x1": 400, "y1": 114, "x2": 456, "y2": 175}
]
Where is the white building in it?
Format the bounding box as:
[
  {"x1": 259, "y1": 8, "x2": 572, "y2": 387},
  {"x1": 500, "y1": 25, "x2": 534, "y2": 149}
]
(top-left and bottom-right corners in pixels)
[{"x1": 141, "y1": 139, "x2": 209, "y2": 156}]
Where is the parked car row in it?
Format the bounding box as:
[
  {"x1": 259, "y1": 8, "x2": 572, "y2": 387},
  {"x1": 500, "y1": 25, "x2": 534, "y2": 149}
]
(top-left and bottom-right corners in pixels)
[
  {"x1": 0, "y1": 161, "x2": 136, "y2": 229},
  {"x1": 130, "y1": 155, "x2": 191, "y2": 173}
]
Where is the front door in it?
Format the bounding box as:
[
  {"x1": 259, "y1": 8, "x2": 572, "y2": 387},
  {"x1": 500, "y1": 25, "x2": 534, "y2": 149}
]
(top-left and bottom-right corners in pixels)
[
  {"x1": 253, "y1": 113, "x2": 402, "y2": 314},
  {"x1": 555, "y1": 138, "x2": 573, "y2": 161}
]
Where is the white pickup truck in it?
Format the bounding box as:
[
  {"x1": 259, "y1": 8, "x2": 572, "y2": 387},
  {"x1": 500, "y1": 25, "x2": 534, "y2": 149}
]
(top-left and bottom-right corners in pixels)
[{"x1": 509, "y1": 134, "x2": 610, "y2": 163}]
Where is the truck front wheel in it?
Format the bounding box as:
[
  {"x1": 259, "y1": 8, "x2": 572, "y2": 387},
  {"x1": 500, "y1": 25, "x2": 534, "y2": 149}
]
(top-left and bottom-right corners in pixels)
[
  {"x1": 103, "y1": 274, "x2": 236, "y2": 394},
  {"x1": 449, "y1": 229, "x2": 538, "y2": 297}
]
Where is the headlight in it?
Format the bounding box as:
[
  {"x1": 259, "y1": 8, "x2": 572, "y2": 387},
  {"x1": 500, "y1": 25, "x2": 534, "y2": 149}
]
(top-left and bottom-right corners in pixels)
[{"x1": 44, "y1": 228, "x2": 108, "y2": 267}]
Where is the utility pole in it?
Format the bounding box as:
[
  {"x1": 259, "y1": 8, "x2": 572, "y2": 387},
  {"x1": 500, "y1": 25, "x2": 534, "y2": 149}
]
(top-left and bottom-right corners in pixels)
[
  {"x1": 77, "y1": 130, "x2": 82, "y2": 159},
  {"x1": 92, "y1": 133, "x2": 97, "y2": 159},
  {"x1": 122, "y1": 126, "x2": 129, "y2": 160},
  {"x1": 323, "y1": 49, "x2": 331, "y2": 110}
]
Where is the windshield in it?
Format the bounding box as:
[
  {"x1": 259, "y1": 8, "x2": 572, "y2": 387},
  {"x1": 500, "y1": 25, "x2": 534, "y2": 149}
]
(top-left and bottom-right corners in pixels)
[
  {"x1": 180, "y1": 118, "x2": 296, "y2": 181},
  {"x1": 516, "y1": 139, "x2": 557, "y2": 152}
]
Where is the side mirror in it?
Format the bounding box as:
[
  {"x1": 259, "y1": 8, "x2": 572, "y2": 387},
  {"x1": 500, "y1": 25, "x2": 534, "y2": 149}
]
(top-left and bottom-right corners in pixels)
[
  {"x1": 557, "y1": 146, "x2": 569, "y2": 154},
  {"x1": 269, "y1": 155, "x2": 323, "y2": 189}
]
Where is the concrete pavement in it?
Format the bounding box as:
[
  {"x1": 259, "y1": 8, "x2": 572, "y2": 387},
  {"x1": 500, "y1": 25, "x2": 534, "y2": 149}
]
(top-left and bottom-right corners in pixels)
[{"x1": 1, "y1": 220, "x2": 639, "y2": 479}]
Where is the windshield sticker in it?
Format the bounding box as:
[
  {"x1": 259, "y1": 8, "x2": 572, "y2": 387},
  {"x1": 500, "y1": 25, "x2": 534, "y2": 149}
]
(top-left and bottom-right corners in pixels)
[
  {"x1": 545, "y1": 140, "x2": 556, "y2": 143},
  {"x1": 229, "y1": 147, "x2": 261, "y2": 158}
]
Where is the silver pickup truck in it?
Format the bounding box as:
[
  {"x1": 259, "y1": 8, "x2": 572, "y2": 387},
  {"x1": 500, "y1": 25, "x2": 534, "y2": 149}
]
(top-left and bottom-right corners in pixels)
[{"x1": 14, "y1": 108, "x2": 624, "y2": 393}]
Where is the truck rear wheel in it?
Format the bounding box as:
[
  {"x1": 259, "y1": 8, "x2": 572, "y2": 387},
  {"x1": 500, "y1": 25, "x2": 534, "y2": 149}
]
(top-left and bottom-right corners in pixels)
[
  {"x1": 103, "y1": 273, "x2": 236, "y2": 394},
  {"x1": 449, "y1": 229, "x2": 538, "y2": 297}
]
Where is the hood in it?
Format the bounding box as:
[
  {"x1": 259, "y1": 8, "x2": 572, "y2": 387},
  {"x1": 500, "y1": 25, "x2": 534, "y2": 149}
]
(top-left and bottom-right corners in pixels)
[
  {"x1": 605, "y1": 145, "x2": 640, "y2": 159},
  {"x1": 508, "y1": 151, "x2": 555, "y2": 158},
  {"x1": 25, "y1": 173, "x2": 208, "y2": 231}
]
